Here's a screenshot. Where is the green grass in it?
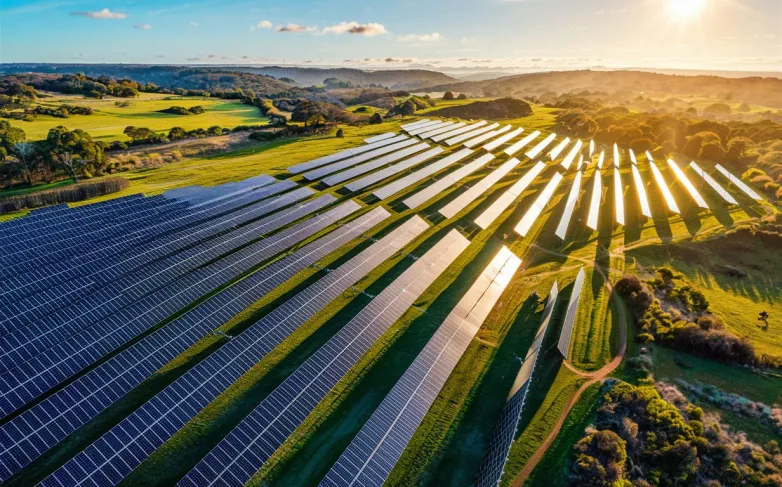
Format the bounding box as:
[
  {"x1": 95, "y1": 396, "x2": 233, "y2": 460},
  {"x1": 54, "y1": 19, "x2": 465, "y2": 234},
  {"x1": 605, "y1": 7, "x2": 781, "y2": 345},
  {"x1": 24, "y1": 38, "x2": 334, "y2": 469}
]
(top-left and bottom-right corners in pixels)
[{"x1": 8, "y1": 92, "x2": 268, "y2": 141}]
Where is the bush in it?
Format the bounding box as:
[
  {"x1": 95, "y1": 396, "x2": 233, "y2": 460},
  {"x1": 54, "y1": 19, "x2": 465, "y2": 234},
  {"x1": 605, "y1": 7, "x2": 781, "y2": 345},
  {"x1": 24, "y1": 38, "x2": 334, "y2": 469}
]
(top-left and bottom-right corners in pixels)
[
  {"x1": 0, "y1": 177, "x2": 129, "y2": 213},
  {"x1": 336, "y1": 128, "x2": 344, "y2": 138},
  {"x1": 457, "y1": 93, "x2": 467, "y2": 100},
  {"x1": 443, "y1": 91, "x2": 455, "y2": 100},
  {"x1": 368, "y1": 113, "x2": 383, "y2": 125}
]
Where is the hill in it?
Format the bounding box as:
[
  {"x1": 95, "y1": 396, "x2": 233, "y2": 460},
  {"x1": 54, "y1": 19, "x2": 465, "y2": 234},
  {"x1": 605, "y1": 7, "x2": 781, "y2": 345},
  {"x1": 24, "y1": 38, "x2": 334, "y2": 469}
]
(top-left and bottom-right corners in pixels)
[
  {"x1": 426, "y1": 69, "x2": 782, "y2": 108},
  {"x1": 425, "y1": 97, "x2": 533, "y2": 119},
  {"x1": 231, "y1": 66, "x2": 456, "y2": 90}
]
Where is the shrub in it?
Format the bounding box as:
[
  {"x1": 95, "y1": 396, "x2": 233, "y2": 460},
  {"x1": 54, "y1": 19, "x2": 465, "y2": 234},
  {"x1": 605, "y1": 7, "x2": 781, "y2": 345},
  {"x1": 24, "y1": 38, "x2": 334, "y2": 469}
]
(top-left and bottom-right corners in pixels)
[
  {"x1": 457, "y1": 93, "x2": 467, "y2": 100},
  {"x1": 0, "y1": 177, "x2": 129, "y2": 213},
  {"x1": 442, "y1": 91, "x2": 455, "y2": 100},
  {"x1": 368, "y1": 113, "x2": 383, "y2": 125},
  {"x1": 336, "y1": 128, "x2": 344, "y2": 138}
]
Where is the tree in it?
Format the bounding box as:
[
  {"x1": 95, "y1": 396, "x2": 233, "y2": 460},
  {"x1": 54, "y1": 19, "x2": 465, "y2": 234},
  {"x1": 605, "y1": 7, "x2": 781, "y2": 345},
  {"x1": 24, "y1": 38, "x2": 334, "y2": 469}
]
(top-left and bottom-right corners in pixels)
[
  {"x1": 57, "y1": 151, "x2": 83, "y2": 182},
  {"x1": 207, "y1": 126, "x2": 223, "y2": 136},
  {"x1": 168, "y1": 127, "x2": 187, "y2": 141},
  {"x1": 12, "y1": 141, "x2": 39, "y2": 185},
  {"x1": 397, "y1": 99, "x2": 417, "y2": 116},
  {"x1": 306, "y1": 114, "x2": 327, "y2": 128},
  {"x1": 368, "y1": 113, "x2": 383, "y2": 125},
  {"x1": 336, "y1": 128, "x2": 344, "y2": 138},
  {"x1": 123, "y1": 126, "x2": 156, "y2": 142},
  {"x1": 442, "y1": 91, "x2": 455, "y2": 100},
  {"x1": 0, "y1": 120, "x2": 26, "y2": 154},
  {"x1": 457, "y1": 93, "x2": 467, "y2": 100}
]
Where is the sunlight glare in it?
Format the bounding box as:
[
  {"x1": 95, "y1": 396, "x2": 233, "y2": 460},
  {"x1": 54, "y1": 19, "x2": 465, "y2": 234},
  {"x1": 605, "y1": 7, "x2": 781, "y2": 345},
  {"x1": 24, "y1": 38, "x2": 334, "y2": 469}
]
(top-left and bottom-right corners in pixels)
[{"x1": 668, "y1": 0, "x2": 707, "y2": 21}]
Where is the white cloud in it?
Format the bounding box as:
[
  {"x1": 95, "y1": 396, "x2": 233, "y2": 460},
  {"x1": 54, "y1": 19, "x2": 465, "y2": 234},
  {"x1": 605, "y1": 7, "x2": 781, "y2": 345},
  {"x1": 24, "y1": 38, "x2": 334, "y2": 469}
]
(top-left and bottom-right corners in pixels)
[
  {"x1": 71, "y1": 8, "x2": 127, "y2": 19},
  {"x1": 258, "y1": 20, "x2": 272, "y2": 29},
  {"x1": 397, "y1": 32, "x2": 444, "y2": 43},
  {"x1": 134, "y1": 24, "x2": 152, "y2": 30},
  {"x1": 322, "y1": 21, "x2": 387, "y2": 36},
  {"x1": 277, "y1": 23, "x2": 317, "y2": 33},
  {"x1": 189, "y1": 21, "x2": 200, "y2": 27}
]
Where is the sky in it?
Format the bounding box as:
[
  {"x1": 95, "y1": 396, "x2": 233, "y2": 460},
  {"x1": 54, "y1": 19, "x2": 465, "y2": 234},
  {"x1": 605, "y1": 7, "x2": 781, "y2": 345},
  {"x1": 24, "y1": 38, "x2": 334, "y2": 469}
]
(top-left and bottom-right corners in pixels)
[{"x1": 1, "y1": 0, "x2": 780, "y2": 73}]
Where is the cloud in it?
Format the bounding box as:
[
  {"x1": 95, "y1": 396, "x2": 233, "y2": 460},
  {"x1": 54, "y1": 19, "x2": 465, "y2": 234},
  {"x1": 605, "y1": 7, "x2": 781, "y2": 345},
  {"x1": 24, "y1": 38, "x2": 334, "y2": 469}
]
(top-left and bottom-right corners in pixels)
[
  {"x1": 134, "y1": 24, "x2": 152, "y2": 30},
  {"x1": 187, "y1": 57, "x2": 201, "y2": 61},
  {"x1": 397, "y1": 32, "x2": 443, "y2": 43},
  {"x1": 322, "y1": 21, "x2": 387, "y2": 36},
  {"x1": 277, "y1": 23, "x2": 317, "y2": 33},
  {"x1": 189, "y1": 21, "x2": 199, "y2": 27},
  {"x1": 258, "y1": 20, "x2": 272, "y2": 29},
  {"x1": 71, "y1": 8, "x2": 127, "y2": 19}
]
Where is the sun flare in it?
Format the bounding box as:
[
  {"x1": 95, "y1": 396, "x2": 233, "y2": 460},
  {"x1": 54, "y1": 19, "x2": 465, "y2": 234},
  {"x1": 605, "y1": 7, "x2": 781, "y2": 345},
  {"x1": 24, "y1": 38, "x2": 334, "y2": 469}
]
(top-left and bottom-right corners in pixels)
[{"x1": 668, "y1": 0, "x2": 707, "y2": 21}]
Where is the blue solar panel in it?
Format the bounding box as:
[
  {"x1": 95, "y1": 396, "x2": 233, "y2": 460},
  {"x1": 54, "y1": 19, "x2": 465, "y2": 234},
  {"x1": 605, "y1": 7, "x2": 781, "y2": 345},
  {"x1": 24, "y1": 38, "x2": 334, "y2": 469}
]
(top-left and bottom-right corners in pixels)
[
  {"x1": 179, "y1": 229, "x2": 471, "y2": 487},
  {"x1": 0, "y1": 201, "x2": 365, "y2": 481},
  {"x1": 40, "y1": 212, "x2": 425, "y2": 487}
]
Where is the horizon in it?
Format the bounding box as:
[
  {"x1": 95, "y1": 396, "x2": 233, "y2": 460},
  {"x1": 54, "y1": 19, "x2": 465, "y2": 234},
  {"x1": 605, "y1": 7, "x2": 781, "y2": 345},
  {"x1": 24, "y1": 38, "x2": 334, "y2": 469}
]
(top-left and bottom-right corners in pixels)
[{"x1": 2, "y1": 0, "x2": 780, "y2": 72}]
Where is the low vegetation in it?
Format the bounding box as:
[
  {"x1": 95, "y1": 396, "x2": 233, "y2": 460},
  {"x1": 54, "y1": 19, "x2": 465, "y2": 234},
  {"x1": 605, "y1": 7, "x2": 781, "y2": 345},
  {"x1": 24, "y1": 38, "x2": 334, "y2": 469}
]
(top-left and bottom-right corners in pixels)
[
  {"x1": 426, "y1": 96, "x2": 533, "y2": 119},
  {"x1": 0, "y1": 176, "x2": 128, "y2": 213}
]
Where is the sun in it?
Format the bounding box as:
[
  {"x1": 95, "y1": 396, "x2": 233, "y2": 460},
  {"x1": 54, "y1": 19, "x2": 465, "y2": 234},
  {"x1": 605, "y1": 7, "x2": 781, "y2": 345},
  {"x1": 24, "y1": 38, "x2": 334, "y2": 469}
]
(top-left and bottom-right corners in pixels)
[{"x1": 668, "y1": 0, "x2": 707, "y2": 21}]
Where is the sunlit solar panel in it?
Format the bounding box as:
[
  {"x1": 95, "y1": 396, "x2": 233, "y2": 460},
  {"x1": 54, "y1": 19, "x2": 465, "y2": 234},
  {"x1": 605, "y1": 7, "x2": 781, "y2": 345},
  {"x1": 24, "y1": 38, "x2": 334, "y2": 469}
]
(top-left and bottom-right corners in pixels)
[
  {"x1": 474, "y1": 161, "x2": 547, "y2": 229},
  {"x1": 439, "y1": 157, "x2": 521, "y2": 219},
  {"x1": 557, "y1": 267, "x2": 585, "y2": 358},
  {"x1": 463, "y1": 125, "x2": 511, "y2": 148},
  {"x1": 629, "y1": 148, "x2": 637, "y2": 165},
  {"x1": 401, "y1": 119, "x2": 431, "y2": 131},
  {"x1": 631, "y1": 165, "x2": 652, "y2": 218},
  {"x1": 667, "y1": 159, "x2": 709, "y2": 209},
  {"x1": 689, "y1": 162, "x2": 738, "y2": 205},
  {"x1": 589, "y1": 139, "x2": 595, "y2": 157},
  {"x1": 525, "y1": 133, "x2": 556, "y2": 159},
  {"x1": 364, "y1": 132, "x2": 397, "y2": 144},
  {"x1": 555, "y1": 171, "x2": 582, "y2": 240},
  {"x1": 613, "y1": 143, "x2": 620, "y2": 168},
  {"x1": 614, "y1": 168, "x2": 625, "y2": 226},
  {"x1": 576, "y1": 154, "x2": 584, "y2": 170},
  {"x1": 648, "y1": 157, "x2": 681, "y2": 214},
  {"x1": 402, "y1": 153, "x2": 495, "y2": 209},
  {"x1": 548, "y1": 137, "x2": 570, "y2": 160},
  {"x1": 431, "y1": 121, "x2": 488, "y2": 143},
  {"x1": 715, "y1": 164, "x2": 763, "y2": 201},
  {"x1": 587, "y1": 170, "x2": 602, "y2": 230},
  {"x1": 483, "y1": 127, "x2": 524, "y2": 152},
  {"x1": 408, "y1": 120, "x2": 452, "y2": 136},
  {"x1": 504, "y1": 130, "x2": 540, "y2": 156},
  {"x1": 560, "y1": 140, "x2": 583, "y2": 170},
  {"x1": 597, "y1": 150, "x2": 605, "y2": 169},
  {"x1": 444, "y1": 123, "x2": 500, "y2": 146},
  {"x1": 418, "y1": 121, "x2": 466, "y2": 140},
  {"x1": 515, "y1": 172, "x2": 564, "y2": 237}
]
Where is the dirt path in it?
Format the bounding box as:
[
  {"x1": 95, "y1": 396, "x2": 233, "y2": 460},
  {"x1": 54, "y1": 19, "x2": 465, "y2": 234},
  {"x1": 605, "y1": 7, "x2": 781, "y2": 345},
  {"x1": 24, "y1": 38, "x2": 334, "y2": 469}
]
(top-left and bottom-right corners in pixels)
[{"x1": 510, "y1": 244, "x2": 629, "y2": 487}]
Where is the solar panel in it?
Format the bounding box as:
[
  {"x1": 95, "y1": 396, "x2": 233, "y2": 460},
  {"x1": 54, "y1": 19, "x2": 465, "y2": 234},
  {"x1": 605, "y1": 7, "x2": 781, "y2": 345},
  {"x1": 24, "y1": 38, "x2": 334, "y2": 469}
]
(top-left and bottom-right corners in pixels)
[
  {"x1": 463, "y1": 125, "x2": 512, "y2": 149},
  {"x1": 444, "y1": 123, "x2": 500, "y2": 146},
  {"x1": 504, "y1": 130, "x2": 540, "y2": 157},
  {"x1": 403, "y1": 153, "x2": 495, "y2": 209},
  {"x1": 548, "y1": 137, "x2": 571, "y2": 160},
  {"x1": 629, "y1": 148, "x2": 637, "y2": 165},
  {"x1": 557, "y1": 267, "x2": 585, "y2": 358},
  {"x1": 0, "y1": 197, "x2": 352, "y2": 417},
  {"x1": 320, "y1": 142, "x2": 430, "y2": 187},
  {"x1": 439, "y1": 158, "x2": 522, "y2": 219},
  {"x1": 431, "y1": 121, "x2": 488, "y2": 143},
  {"x1": 689, "y1": 162, "x2": 738, "y2": 205},
  {"x1": 614, "y1": 168, "x2": 625, "y2": 226},
  {"x1": 714, "y1": 164, "x2": 763, "y2": 201},
  {"x1": 474, "y1": 282, "x2": 558, "y2": 487},
  {"x1": 647, "y1": 157, "x2": 680, "y2": 214},
  {"x1": 589, "y1": 140, "x2": 595, "y2": 157},
  {"x1": 474, "y1": 161, "x2": 546, "y2": 230},
  {"x1": 418, "y1": 121, "x2": 466, "y2": 140},
  {"x1": 613, "y1": 143, "x2": 620, "y2": 168},
  {"x1": 408, "y1": 120, "x2": 452, "y2": 136},
  {"x1": 302, "y1": 138, "x2": 419, "y2": 181},
  {"x1": 0, "y1": 277, "x2": 95, "y2": 336},
  {"x1": 483, "y1": 127, "x2": 523, "y2": 153},
  {"x1": 179, "y1": 229, "x2": 471, "y2": 487},
  {"x1": 586, "y1": 171, "x2": 602, "y2": 230},
  {"x1": 514, "y1": 172, "x2": 564, "y2": 237},
  {"x1": 321, "y1": 247, "x2": 521, "y2": 487},
  {"x1": 597, "y1": 150, "x2": 605, "y2": 169},
  {"x1": 525, "y1": 133, "x2": 556, "y2": 159},
  {"x1": 288, "y1": 135, "x2": 409, "y2": 174},
  {"x1": 401, "y1": 119, "x2": 431, "y2": 131},
  {"x1": 631, "y1": 165, "x2": 652, "y2": 218},
  {"x1": 345, "y1": 147, "x2": 444, "y2": 193},
  {"x1": 373, "y1": 148, "x2": 473, "y2": 201},
  {"x1": 0, "y1": 188, "x2": 316, "y2": 369},
  {"x1": 403, "y1": 120, "x2": 440, "y2": 133},
  {"x1": 560, "y1": 140, "x2": 583, "y2": 170},
  {"x1": 0, "y1": 201, "x2": 372, "y2": 480},
  {"x1": 40, "y1": 211, "x2": 421, "y2": 487},
  {"x1": 667, "y1": 159, "x2": 709, "y2": 209},
  {"x1": 554, "y1": 171, "x2": 583, "y2": 240},
  {"x1": 364, "y1": 132, "x2": 398, "y2": 144},
  {"x1": 576, "y1": 154, "x2": 584, "y2": 171}
]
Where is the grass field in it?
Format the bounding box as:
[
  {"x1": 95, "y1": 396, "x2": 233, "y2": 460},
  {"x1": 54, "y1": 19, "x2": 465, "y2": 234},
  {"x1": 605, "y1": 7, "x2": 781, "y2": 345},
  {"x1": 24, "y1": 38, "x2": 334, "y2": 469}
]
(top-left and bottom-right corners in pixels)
[{"x1": 7, "y1": 92, "x2": 268, "y2": 141}]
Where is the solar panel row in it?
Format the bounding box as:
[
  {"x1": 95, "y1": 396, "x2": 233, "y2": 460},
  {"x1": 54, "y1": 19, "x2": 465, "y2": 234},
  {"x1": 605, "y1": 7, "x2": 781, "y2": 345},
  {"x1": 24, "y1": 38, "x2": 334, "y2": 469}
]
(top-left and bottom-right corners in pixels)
[
  {"x1": 715, "y1": 164, "x2": 763, "y2": 200},
  {"x1": 179, "y1": 229, "x2": 471, "y2": 487},
  {"x1": 557, "y1": 267, "x2": 585, "y2": 358},
  {"x1": 483, "y1": 127, "x2": 524, "y2": 153},
  {"x1": 408, "y1": 120, "x2": 452, "y2": 137},
  {"x1": 439, "y1": 157, "x2": 522, "y2": 219},
  {"x1": 559, "y1": 140, "x2": 583, "y2": 170},
  {"x1": 418, "y1": 121, "x2": 466, "y2": 140},
  {"x1": 402, "y1": 153, "x2": 495, "y2": 210},
  {"x1": 0, "y1": 196, "x2": 345, "y2": 417},
  {"x1": 430, "y1": 121, "x2": 488, "y2": 143},
  {"x1": 504, "y1": 130, "x2": 540, "y2": 157},
  {"x1": 444, "y1": 123, "x2": 500, "y2": 147},
  {"x1": 631, "y1": 165, "x2": 653, "y2": 218},
  {"x1": 474, "y1": 281, "x2": 558, "y2": 487},
  {"x1": 597, "y1": 150, "x2": 605, "y2": 169},
  {"x1": 373, "y1": 148, "x2": 473, "y2": 201},
  {"x1": 302, "y1": 138, "x2": 419, "y2": 181},
  {"x1": 0, "y1": 277, "x2": 95, "y2": 336},
  {"x1": 648, "y1": 158, "x2": 681, "y2": 214},
  {"x1": 689, "y1": 162, "x2": 738, "y2": 205},
  {"x1": 524, "y1": 133, "x2": 556, "y2": 159},
  {"x1": 344, "y1": 147, "x2": 445, "y2": 193},
  {"x1": 364, "y1": 132, "x2": 397, "y2": 144},
  {"x1": 0, "y1": 189, "x2": 318, "y2": 373},
  {"x1": 40, "y1": 209, "x2": 412, "y2": 487},
  {"x1": 463, "y1": 125, "x2": 512, "y2": 149},
  {"x1": 474, "y1": 161, "x2": 547, "y2": 230},
  {"x1": 321, "y1": 142, "x2": 430, "y2": 187},
  {"x1": 515, "y1": 172, "x2": 564, "y2": 237},
  {"x1": 548, "y1": 137, "x2": 570, "y2": 160},
  {"x1": 586, "y1": 171, "x2": 602, "y2": 231},
  {"x1": 321, "y1": 246, "x2": 521, "y2": 487},
  {"x1": 0, "y1": 201, "x2": 368, "y2": 480},
  {"x1": 403, "y1": 120, "x2": 440, "y2": 134},
  {"x1": 400, "y1": 119, "x2": 431, "y2": 131},
  {"x1": 667, "y1": 159, "x2": 709, "y2": 209},
  {"x1": 554, "y1": 171, "x2": 583, "y2": 240},
  {"x1": 614, "y1": 168, "x2": 625, "y2": 226},
  {"x1": 287, "y1": 134, "x2": 409, "y2": 174}
]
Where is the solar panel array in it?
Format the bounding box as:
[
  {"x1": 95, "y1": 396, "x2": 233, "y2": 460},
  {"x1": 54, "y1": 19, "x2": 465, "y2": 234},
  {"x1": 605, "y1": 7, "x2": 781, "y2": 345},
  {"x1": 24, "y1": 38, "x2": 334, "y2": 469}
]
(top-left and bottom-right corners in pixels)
[
  {"x1": 631, "y1": 165, "x2": 653, "y2": 218},
  {"x1": 689, "y1": 162, "x2": 738, "y2": 205},
  {"x1": 344, "y1": 147, "x2": 445, "y2": 193},
  {"x1": 302, "y1": 138, "x2": 419, "y2": 181},
  {"x1": 560, "y1": 140, "x2": 583, "y2": 170},
  {"x1": 408, "y1": 120, "x2": 452, "y2": 137},
  {"x1": 515, "y1": 172, "x2": 564, "y2": 237},
  {"x1": 0, "y1": 200, "x2": 366, "y2": 480},
  {"x1": 439, "y1": 157, "x2": 522, "y2": 219},
  {"x1": 403, "y1": 119, "x2": 443, "y2": 134},
  {"x1": 364, "y1": 132, "x2": 397, "y2": 144},
  {"x1": 373, "y1": 148, "x2": 473, "y2": 201},
  {"x1": 403, "y1": 153, "x2": 495, "y2": 210},
  {"x1": 287, "y1": 134, "x2": 409, "y2": 174},
  {"x1": 180, "y1": 229, "x2": 471, "y2": 487},
  {"x1": 554, "y1": 171, "x2": 583, "y2": 240},
  {"x1": 586, "y1": 170, "x2": 602, "y2": 230},
  {"x1": 321, "y1": 142, "x2": 430, "y2": 187},
  {"x1": 715, "y1": 164, "x2": 763, "y2": 200},
  {"x1": 648, "y1": 158, "x2": 681, "y2": 214},
  {"x1": 667, "y1": 159, "x2": 709, "y2": 209},
  {"x1": 557, "y1": 267, "x2": 586, "y2": 358},
  {"x1": 41, "y1": 211, "x2": 422, "y2": 487},
  {"x1": 525, "y1": 133, "x2": 556, "y2": 159},
  {"x1": 321, "y1": 246, "x2": 521, "y2": 487},
  {"x1": 474, "y1": 281, "x2": 559, "y2": 487},
  {"x1": 463, "y1": 125, "x2": 512, "y2": 149},
  {"x1": 483, "y1": 127, "x2": 524, "y2": 153},
  {"x1": 431, "y1": 121, "x2": 487, "y2": 143},
  {"x1": 474, "y1": 161, "x2": 546, "y2": 230},
  {"x1": 401, "y1": 119, "x2": 431, "y2": 131},
  {"x1": 444, "y1": 123, "x2": 500, "y2": 147},
  {"x1": 413, "y1": 120, "x2": 456, "y2": 139},
  {"x1": 504, "y1": 130, "x2": 540, "y2": 157},
  {"x1": 548, "y1": 137, "x2": 570, "y2": 160},
  {"x1": 418, "y1": 121, "x2": 466, "y2": 140},
  {"x1": 614, "y1": 168, "x2": 625, "y2": 226}
]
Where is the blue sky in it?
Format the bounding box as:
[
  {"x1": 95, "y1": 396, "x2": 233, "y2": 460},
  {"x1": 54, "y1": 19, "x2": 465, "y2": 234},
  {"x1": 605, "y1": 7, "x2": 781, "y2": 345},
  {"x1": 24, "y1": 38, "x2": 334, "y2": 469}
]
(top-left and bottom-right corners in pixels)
[{"x1": 1, "y1": 0, "x2": 780, "y2": 72}]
